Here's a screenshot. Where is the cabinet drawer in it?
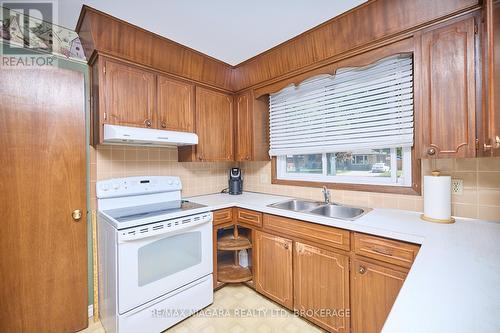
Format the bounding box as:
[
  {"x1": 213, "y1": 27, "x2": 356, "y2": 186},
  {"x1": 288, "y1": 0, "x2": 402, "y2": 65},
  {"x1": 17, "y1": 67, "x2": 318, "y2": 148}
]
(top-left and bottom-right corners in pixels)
[
  {"x1": 263, "y1": 214, "x2": 350, "y2": 251},
  {"x1": 213, "y1": 208, "x2": 233, "y2": 226},
  {"x1": 236, "y1": 208, "x2": 262, "y2": 227},
  {"x1": 353, "y1": 233, "x2": 419, "y2": 268}
]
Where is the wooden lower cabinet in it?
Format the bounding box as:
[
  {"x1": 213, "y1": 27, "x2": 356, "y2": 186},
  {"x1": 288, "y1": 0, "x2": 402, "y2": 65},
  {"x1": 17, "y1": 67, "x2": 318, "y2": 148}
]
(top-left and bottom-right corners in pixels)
[
  {"x1": 350, "y1": 258, "x2": 408, "y2": 333},
  {"x1": 294, "y1": 242, "x2": 350, "y2": 333},
  {"x1": 254, "y1": 231, "x2": 293, "y2": 309}
]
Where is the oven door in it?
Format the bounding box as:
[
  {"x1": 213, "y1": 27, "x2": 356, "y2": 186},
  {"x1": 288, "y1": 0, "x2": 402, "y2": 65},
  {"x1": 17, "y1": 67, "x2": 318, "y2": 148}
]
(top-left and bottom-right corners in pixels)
[{"x1": 117, "y1": 219, "x2": 212, "y2": 314}]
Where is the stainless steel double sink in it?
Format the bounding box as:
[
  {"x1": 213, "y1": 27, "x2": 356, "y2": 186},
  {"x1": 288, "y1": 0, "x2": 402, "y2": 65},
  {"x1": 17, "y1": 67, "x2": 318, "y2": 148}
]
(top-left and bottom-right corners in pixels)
[{"x1": 267, "y1": 199, "x2": 370, "y2": 221}]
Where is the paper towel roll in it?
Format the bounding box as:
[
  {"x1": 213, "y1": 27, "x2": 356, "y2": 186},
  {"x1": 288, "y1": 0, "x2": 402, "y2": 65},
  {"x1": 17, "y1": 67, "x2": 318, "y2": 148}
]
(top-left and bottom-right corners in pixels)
[{"x1": 422, "y1": 172, "x2": 454, "y2": 223}]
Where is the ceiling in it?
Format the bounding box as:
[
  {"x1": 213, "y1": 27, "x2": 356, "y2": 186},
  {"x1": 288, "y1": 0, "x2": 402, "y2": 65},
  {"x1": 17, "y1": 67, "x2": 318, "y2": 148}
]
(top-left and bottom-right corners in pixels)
[{"x1": 56, "y1": 0, "x2": 367, "y2": 65}]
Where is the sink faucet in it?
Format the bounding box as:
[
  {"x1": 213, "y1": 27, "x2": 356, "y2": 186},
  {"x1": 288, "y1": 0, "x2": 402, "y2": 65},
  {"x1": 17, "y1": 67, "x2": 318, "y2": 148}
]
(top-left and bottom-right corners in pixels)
[{"x1": 322, "y1": 186, "x2": 331, "y2": 204}]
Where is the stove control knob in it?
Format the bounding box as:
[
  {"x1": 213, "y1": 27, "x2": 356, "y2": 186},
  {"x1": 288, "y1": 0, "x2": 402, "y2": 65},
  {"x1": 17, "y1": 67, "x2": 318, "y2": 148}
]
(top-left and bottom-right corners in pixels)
[
  {"x1": 101, "y1": 184, "x2": 109, "y2": 192},
  {"x1": 113, "y1": 183, "x2": 120, "y2": 190},
  {"x1": 175, "y1": 181, "x2": 180, "y2": 185},
  {"x1": 168, "y1": 180, "x2": 173, "y2": 185}
]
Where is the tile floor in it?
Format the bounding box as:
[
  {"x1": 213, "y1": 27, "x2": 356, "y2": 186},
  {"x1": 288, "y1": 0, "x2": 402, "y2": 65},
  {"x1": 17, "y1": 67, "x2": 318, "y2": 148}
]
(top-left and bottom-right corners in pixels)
[{"x1": 79, "y1": 285, "x2": 323, "y2": 333}]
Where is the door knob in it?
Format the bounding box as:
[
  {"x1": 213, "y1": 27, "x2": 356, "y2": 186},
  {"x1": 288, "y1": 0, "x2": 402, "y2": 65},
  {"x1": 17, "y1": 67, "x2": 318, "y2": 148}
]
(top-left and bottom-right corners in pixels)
[
  {"x1": 427, "y1": 147, "x2": 436, "y2": 156},
  {"x1": 72, "y1": 209, "x2": 82, "y2": 221}
]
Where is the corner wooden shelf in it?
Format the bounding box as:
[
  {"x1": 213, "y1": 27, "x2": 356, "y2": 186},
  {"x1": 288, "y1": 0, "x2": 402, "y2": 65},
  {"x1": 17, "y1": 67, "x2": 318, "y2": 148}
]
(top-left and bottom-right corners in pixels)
[
  {"x1": 217, "y1": 263, "x2": 252, "y2": 283},
  {"x1": 217, "y1": 233, "x2": 252, "y2": 251}
]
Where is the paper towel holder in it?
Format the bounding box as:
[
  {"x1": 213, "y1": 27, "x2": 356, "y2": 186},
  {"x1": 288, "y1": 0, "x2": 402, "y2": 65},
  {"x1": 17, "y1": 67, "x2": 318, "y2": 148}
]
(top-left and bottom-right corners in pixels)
[{"x1": 420, "y1": 170, "x2": 455, "y2": 224}]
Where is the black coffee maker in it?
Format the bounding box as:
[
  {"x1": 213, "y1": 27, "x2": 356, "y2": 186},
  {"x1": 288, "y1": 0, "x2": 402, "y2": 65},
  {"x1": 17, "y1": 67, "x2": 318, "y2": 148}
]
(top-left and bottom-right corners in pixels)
[{"x1": 228, "y1": 168, "x2": 243, "y2": 195}]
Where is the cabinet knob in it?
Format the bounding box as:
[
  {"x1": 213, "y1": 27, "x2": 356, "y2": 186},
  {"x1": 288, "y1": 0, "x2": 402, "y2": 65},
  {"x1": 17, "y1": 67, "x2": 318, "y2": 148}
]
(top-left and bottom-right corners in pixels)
[
  {"x1": 145, "y1": 119, "x2": 152, "y2": 127},
  {"x1": 72, "y1": 209, "x2": 82, "y2": 221},
  {"x1": 198, "y1": 155, "x2": 203, "y2": 161},
  {"x1": 358, "y1": 266, "x2": 366, "y2": 274},
  {"x1": 161, "y1": 121, "x2": 167, "y2": 129},
  {"x1": 427, "y1": 147, "x2": 436, "y2": 156},
  {"x1": 246, "y1": 155, "x2": 250, "y2": 160},
  {"x1": 283, "y1": 242, "x2": 289, "y2": 250}
]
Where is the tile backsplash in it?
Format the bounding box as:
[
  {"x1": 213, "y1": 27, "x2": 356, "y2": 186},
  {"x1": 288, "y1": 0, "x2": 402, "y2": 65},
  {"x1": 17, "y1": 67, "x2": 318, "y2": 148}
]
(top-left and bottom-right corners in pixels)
[
  {"x1": 240, "y1": 157, "x2": 500, "y2": 222},
  {"x1": 89, "y1": 145, "x2": 234, "y2": 209},
  {"x1": 89, "y1": 145, "x2": 500, "y2": 222}
]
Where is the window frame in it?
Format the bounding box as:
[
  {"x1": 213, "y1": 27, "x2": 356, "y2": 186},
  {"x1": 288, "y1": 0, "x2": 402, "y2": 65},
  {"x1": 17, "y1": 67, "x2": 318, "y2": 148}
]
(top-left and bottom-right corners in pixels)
[
  {"x1": 271, "y1": 147, "x2": 420, "y2": 195},
  {"x1": 276, "y1": 147, "x2": 412, "y2": 187}
]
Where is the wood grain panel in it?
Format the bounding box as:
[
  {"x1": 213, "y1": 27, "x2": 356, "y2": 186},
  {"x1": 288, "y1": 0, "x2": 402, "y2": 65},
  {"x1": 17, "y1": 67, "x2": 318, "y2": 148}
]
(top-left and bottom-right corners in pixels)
[
  {"x1": 193, "y1": 87, "x2": 234, "y2": 161},
  {"x1": 0, "y1": 67, "x2": 87, "y2": 332},
  {"x1": 213, "y1": 208, "x2": 234, "y2": 226},
  {"x1": 235, "y1": 208, "x2": 263, "y2": 228},
  {"x1": 263, "y1": 214, "x2": 350, "y2": 251},
  {"x1": 350, "y1": 259, "x2": 408, "y2": 333},
  {"x1": 233, "y1": 0, "x2": 479, "y2": 91},
  {"x1": 483, "y1": 0, "x2": 500, "y2": 156},
  {"x1": 234, "y1": 91, "x2": 252, "y2": 161},
  {"x1": 353, "y1": 233, "x2": 420, "y2": 268},
  {"x1": 254, "y1": 231, "x2": 293, "y2": 309},
  {"x1": 234, "y1": 90, "x2": 270, "y2": 161},
  {"x1": 157, "y1": 75, "x2": 195, "y2": 132},
  {"x1": 294, "y1": 242, "x2": 350, "y2": 333},
  {"x1": 102, "y1": 57, "x2": 156, "y2": 128},
  {"x1": 419, "y1": 17, "x2": 477, "y2": 158},
  {"x1": 76, "y1": 6, "x2": 233, "y2": 91}
]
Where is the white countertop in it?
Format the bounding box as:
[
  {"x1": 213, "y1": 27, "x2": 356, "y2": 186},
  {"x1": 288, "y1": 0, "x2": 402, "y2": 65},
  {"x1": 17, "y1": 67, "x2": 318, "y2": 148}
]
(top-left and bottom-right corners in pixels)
[{"x1": 185, "y1": 191, "x2": 500, "y2": 333}]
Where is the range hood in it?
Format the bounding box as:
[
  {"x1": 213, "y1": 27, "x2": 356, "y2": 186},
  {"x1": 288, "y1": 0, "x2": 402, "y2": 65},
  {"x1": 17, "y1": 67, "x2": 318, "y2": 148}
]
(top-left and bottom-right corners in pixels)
[{"x1": 103, "y1": 124, "x2": 198, "y2": 147}]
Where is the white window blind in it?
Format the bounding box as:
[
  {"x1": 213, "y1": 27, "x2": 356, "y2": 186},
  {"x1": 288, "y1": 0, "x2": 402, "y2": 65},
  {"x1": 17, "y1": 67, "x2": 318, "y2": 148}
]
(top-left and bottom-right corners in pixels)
[{"x1": 269, "y1": 54, "x2": 414, "y2": 156}]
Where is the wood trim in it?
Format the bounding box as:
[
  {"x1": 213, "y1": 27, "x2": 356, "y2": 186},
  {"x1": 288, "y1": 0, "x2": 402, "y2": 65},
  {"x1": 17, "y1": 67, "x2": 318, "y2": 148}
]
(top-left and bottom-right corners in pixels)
[
  {"x1": 253, "y1": 37, "x2": 415, "y2": 97},
  {"x1": 263, "y1": 214, "x2": 351, "y2": 251},
  {"x1": 271, "y1": 157, "x2": 421, "y2": 195},
  {"x1": 353, "y1": 233, "x2": 420, "y2": 268},
  {"x1": 76, "y1": 5, "x2": 233, "y2": 91},
  {"x1": 233, "y1": 0, "x2": 480, "y2": 91}
]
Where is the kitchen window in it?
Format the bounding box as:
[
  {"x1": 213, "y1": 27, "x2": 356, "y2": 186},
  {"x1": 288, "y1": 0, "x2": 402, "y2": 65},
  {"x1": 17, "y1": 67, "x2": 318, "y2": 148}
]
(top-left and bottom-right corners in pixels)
[{"x1": 270, "y1": 54, "x2": 415, "y2": 190}]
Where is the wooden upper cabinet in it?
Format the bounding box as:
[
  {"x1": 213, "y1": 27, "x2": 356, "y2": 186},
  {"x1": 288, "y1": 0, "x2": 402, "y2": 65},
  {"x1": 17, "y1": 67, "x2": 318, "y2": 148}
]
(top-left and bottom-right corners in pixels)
[
  {"x1": 193, "y1": 87, "x2": 234, "y2": 161},
  {"x1": 419, "y1": 17, "x2": 477, "y2": 158},
  {"x1": 235, "y1": 90, "x2": 270, "y2": 161},
  {"x1": 101, "y1": 58, "x2": 155, "y2": 128},
  {"x1": 294, "y1": 242, "x2": 350, "y2": 333},
  {"x1": 254, "y1": 231, "x2": 293, "y2": 310},
  {"x1": 350, "y1": 259, "x2": 408, "y2": 333},
  {"x1": 157, "y1": 75, "x2": 195, "y2": 132}
]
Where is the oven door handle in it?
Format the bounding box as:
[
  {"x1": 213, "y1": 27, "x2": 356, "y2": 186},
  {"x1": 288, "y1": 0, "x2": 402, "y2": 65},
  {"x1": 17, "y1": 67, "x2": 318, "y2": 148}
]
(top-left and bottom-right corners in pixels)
[{"x1": 118, "y1": 216, "x2": 212, "y2": 243}]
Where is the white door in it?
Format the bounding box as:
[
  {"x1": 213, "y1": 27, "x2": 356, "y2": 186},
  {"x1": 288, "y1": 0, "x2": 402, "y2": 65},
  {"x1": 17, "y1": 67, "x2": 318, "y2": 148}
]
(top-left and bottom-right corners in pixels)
[{"x1": 117, "y1": 220, "x2": 212, "y2": 313}]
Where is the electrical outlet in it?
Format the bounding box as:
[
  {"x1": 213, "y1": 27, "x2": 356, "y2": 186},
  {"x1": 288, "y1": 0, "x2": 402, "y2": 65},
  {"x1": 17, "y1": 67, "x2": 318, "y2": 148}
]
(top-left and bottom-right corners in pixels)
[{"x1": 452, "y1": 179, "x2": 463, "y2": 195}]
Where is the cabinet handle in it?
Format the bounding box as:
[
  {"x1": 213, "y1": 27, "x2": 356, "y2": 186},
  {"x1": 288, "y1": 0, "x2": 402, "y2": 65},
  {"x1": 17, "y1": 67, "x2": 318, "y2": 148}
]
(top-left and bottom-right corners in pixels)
[
  {"x1": 358, "y1": 266, "x2": 366, "y2": 274},
  {"x1": 372, "y1": 246, "x2": 392, "y2": 256},
  {"x1": 427, "y1": 147, "x2": 436, "y2": 156},
  {"x1": 145, "y1": 119, "x2": 152, "y2": 127},
  {"x1": 161, "y1": 121, "x2": 167, "y2": 128}
]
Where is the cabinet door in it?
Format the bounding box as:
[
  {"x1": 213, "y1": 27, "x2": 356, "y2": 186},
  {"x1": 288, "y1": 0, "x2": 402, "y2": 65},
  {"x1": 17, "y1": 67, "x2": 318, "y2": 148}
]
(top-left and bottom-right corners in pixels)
[
  {"x1": 351, "y1": 259, "x2": 408, "y2": 333},
  {"x1": 294, "y1": 242, "x2": 350, "y2": 333},
  {"x1": 235, "y1": 91, "x2": 252, "y2": 161},
  {"x1": 420, "y1": 17, "x2": 476, "y2": 158},
  {"x1": 195, "y1": 87, "x2": 234, "y2": 161},
  {"x1": 254, "y1": 231, "x2": 293, "y2": 309},
  {"x1": 157, "y1": 75, "x2": 195, "y2": 132},
  {"x1": 102, "y1": 58, "x2": 155, "y2": 128},
  {"x1": 484, "y1": 0, "x2": 500, "y2": 156}
]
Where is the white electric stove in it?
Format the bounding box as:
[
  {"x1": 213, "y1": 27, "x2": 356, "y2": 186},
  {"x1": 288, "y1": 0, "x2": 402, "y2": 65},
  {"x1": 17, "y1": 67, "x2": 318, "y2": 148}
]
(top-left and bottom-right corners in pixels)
[{"x1": 97, "y1": 176, "x2": 213, "y2": 333}]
